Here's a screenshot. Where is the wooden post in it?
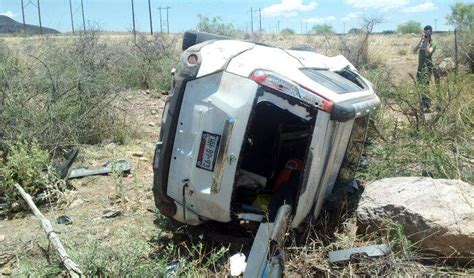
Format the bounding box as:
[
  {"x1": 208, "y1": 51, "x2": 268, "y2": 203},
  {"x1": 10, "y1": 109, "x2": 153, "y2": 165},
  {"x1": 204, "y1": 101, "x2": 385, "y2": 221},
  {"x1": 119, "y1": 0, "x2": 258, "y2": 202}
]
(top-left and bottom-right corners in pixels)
[
  {"x1": 454, "y1": 28, "x2": 458, "y2": 74},
  {"x1": 13, "y1": 184, "x2": 83, "y2": 277}
]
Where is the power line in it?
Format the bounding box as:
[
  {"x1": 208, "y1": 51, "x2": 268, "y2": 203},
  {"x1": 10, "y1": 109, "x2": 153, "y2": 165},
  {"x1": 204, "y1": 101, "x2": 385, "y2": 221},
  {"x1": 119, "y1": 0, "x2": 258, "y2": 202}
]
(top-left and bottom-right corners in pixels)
[{"x1": 159, "y1": 6, "x2": 170, "y2": 34}]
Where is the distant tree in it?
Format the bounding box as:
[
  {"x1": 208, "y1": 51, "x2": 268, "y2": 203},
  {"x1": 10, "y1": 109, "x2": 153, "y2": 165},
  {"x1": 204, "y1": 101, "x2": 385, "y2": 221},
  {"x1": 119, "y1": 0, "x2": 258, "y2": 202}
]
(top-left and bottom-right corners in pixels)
[
  {"x1": 447, "y1": 3, "x2": 473, "y2": 72},
  {"x1": 280, "y1": 28, "x2": 296, "y2": 35},
  {"x1": 396, "y1": 20, "x2": 422, "y2": 34},
  {"x1": 382, "y1": 30, "x2": 395, "y2": 34},
  {"x1": 196, "y1": 14, "x2": 242, "y2": 38},
  {"x1": 446, "y1": 2, "x2": 473, "y2": 30},
  {"x1": 311, "y1": 24, "x2": 335, "y2": 35},
  {"x1": 348, "y1": 28, "x2": 363, "y2": 34}
]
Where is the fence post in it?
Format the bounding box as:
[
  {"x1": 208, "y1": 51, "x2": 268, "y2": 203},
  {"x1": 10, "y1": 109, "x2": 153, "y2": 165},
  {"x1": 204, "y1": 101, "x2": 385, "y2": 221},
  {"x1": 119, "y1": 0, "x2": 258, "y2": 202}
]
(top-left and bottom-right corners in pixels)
[{"x1": 454, "y1": 28, "x2": 458, "y2": 75}]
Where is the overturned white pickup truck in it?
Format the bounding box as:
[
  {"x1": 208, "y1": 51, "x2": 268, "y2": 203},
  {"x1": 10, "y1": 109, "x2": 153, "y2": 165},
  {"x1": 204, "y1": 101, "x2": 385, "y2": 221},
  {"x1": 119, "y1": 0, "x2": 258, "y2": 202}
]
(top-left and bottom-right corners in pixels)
[{"x1": 153, "y1": 31, "x2": 380, "y2": 275}]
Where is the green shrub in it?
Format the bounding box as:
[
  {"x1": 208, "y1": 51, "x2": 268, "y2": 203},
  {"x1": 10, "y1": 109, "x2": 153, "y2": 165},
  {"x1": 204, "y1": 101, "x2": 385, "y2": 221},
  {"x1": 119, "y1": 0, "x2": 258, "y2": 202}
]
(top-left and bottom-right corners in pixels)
[
  {"x1": 447, "y1": 2, "x2": 474, "y2": 72},
  {"x1": 311, "y1": 24, "x2": 335, "y2": 35},
  {"x1": 196, "y1": 14, "x2": 243, "y2": 38},
  {"x1": 360, "y1": 69, "x2": 473, "y2": 183},
  {"x1": 0, "y1": 139, "x2": 60, "y2": 213},
  {"x1": 396, "y1": 21, "x2": 422, "y2": 34},
  {"x1": 281, "y1": 28, "x2": 296, "y2": 35},
  {"x1": 111, "y1": 33, "x2": 178, "y2": 92}
]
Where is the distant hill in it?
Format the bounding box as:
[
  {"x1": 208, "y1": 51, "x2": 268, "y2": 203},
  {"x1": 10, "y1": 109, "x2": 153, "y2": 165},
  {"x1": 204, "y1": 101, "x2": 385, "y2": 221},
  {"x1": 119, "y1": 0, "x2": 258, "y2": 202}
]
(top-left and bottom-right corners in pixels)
[{"x1": 0, "y1": 15, "x2": 59, "y2": 35}]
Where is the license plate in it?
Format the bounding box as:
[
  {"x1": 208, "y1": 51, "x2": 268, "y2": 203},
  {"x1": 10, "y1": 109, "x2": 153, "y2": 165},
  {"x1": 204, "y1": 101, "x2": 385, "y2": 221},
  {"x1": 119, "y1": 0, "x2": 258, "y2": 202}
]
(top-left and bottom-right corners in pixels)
[{"x1": 196, "y1": 131, "x2": 221, "y2": 172}]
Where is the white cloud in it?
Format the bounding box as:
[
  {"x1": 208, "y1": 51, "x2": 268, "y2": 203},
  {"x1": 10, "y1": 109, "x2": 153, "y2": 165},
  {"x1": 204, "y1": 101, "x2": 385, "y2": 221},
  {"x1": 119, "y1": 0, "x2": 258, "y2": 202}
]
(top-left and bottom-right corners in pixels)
[
  {"x1": 304, "y1": 16, "x2": 336, "y2": 24},
  {"x1": 345, "y1": 0, "x2": 409, "y2": 11},
  {"x1": 0, "y1": 11, "x2": 16, "y2": 18},
  {"x1": 262, "y1": 0, "x2": 318, "y2": 17},
  {"x1": 402, "y1": 1, "x2": 437, "y2": 13},
  {"x1": 342, "y1": 12, "x2": 362, "y2": 22}
]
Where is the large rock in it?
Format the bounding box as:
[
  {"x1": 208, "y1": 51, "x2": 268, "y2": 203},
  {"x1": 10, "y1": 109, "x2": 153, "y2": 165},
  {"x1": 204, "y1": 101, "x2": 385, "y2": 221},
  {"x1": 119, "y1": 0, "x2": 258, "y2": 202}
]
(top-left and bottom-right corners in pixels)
[{"x1": 357, "y1": 177, "x2": 473, "y2": 258}]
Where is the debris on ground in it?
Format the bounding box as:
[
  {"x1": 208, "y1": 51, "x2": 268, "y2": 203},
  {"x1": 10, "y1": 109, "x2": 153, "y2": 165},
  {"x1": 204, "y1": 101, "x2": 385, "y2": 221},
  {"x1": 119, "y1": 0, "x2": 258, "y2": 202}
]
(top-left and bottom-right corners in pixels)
[
  {"x1": 56, "y1": 215, "x2": 74, "y2": 225},
  {"x1": 229, "y1": 253, "x2": 247, "y2": 276},
  {"x1": 69, "y1": 199, "x2": 85, "y2": 208},
  {"x1": 357, "y1": 177, "x2": 474, "y2": 259},
  {"x1": 328, "y1": 244, "x2": 391, "y2": 263},
  {"x1": 132, "y1": 151, "x2": 144, "y2": 157},
  {"x1": 13, "y1": 183, "x2": 83, "y2": 277},
  {"x1": 68, "y1": 159, "x2": 132, "y2": 179},
  {"x1": 102, "y1": 209, "x2": 122, "y2": 218}
]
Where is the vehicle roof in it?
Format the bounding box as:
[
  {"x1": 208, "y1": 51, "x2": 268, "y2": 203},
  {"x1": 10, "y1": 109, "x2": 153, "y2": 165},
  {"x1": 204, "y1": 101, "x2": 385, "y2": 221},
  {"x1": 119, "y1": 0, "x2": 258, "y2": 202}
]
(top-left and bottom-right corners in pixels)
[{"x1": 193, "y1": 39, "x2": 376, "y2": 103}]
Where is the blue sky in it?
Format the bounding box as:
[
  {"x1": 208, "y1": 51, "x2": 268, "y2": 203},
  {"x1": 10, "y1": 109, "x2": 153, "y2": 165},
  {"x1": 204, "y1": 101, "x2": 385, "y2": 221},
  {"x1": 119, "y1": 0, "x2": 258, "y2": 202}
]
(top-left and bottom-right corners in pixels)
[{"x1": 0, "y1": 0, "x2": 467, "y2": 33}]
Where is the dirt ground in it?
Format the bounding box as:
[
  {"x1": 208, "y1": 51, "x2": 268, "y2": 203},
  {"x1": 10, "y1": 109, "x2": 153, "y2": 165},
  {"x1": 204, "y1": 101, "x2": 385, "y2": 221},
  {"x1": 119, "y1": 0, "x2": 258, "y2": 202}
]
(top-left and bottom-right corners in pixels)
[{"x1": 0, "y1": 90, "x2": 171, "y2": 275}]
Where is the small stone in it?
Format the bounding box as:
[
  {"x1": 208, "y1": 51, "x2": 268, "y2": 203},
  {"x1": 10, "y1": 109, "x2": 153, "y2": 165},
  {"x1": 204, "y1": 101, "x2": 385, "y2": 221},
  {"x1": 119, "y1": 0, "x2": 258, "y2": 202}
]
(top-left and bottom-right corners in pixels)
[
  {"x1": 139, "y1": 157, "x2": 148, "y2": 162},
  {"x1": 132, "y1": 151, "x2": 144, "y2": 157},
  {"x1": 145, "y1": 89, "x2": 151, "y2": 94},
  {"x1": 151, "y1": 109, "x2": 158, "y2": 115},
  {"x1": 148, "y1": 122, "x2": 156, "y2": 127},
  {"x1": 0, "y1": 234, "x2": 5, "y2": 242},
  {"x1": 102, "y1": 209, "x2": 122, "y2": 218},
  {"x1": 69, "y1": 199, "x2": 84, "y2": 208},
  {"x1": 56, "y1": 215, "x2": 73, "y2": 225}
]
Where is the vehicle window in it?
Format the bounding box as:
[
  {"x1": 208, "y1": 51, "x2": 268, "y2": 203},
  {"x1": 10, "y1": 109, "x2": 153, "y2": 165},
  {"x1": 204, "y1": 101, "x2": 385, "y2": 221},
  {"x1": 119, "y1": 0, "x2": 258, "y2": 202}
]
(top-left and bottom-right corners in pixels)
[{"x1": 301, "y1": 68, "x2": 366, "y2": 94}]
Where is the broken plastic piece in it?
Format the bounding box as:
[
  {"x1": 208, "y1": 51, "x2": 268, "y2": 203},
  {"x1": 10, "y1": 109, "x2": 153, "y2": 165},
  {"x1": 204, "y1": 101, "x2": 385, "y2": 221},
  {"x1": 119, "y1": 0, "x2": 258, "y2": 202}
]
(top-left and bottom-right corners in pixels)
[
  {"x1": 67, "y1": 159, "x2": 131, "y2": 179},
  {"x1": 229, "y1": 253, "x2": 246, "y2": 276},
  {"x1": 328, "y1": 244, "x2": 391, "y2": 263}
]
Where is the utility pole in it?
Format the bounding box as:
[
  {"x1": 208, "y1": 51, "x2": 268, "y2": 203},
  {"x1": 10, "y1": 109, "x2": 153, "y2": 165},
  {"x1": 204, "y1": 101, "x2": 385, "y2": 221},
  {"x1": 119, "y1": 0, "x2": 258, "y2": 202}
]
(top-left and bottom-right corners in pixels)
[
  {"x1": 37, "y1": 0, "x2": 43, "y2": 35},
  {"x1": 131, "y1": 0, "x2": 136, "y2": 39},
  {"x1": 250, "y1": 7, "x2": 253, "y2": 34},
  {"x1": 434, "y1": 19, "x2": 437, "y2": 32},
  {"x1": 148, "y1": 0, "x2": 153, "y2": 35},
  {"x1": 277, "y1": 20, "x2": 280, "y2": 33},
  {"x1": 158, "y1": 6, "x2": 163, "y2": 33},
  {"x1": 80, "y1": 0, "x2": 86, "y2": 32},
  {"x1": 343, "y1": 22, "x2": 346, "y2": 34},
  {"x1": 20, "y1": 0, "x2": 26, "y2": 35},
  {"x1": 69, "y1": 0, "x2": 75, "y2": 34},
  {"x1": 259, "y1": 8, "x2": 262, "y2": 32}
]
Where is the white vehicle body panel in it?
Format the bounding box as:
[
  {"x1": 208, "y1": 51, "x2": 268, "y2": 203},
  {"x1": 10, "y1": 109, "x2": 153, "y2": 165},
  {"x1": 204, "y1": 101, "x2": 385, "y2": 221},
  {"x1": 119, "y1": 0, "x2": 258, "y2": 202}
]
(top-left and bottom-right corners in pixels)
[
  {"x1": 168, "y1": 71, "x2": 258, "y2": 222},
  {"x1": 196, "y1": 40, "x2": 254, "y2": 78}
]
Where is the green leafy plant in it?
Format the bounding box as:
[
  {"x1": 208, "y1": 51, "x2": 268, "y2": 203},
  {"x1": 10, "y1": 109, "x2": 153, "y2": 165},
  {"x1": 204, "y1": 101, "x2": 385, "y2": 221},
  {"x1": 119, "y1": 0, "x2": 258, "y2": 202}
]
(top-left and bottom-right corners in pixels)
[
  {"x1": 311, "y1": 24, "x2": 335, "y2": 35},
  {"x1": 0, "y1": 139, "x2": 60, "y2": 213},
  {"x1": 396, "y1": 20, "x2": 422, "y2": 34}
]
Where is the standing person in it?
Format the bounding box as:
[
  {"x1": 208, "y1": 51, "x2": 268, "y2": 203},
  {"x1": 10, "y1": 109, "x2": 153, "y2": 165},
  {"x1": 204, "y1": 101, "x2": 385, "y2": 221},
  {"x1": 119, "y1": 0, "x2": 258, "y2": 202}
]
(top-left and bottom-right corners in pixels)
[{"x1": 413, "y1": 25, "x2": 439, "y2": 112}]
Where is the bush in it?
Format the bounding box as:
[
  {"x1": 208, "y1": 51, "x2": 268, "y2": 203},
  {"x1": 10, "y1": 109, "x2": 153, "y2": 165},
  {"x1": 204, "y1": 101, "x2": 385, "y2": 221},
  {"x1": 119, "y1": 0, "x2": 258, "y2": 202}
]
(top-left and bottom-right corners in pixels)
[
  {"x1": 111, "y1": 33, "x2": 178, "y2": 92},
  {"x1": 281, "y1": 28, "x2": 296, "y2": 35},
  {"x1": 311, "y1": 24, "x2": 335, "y2": 35},
  {"x1": 0, "y1": 139, "x2": 61, "y2": 214},
  {"x1": 447, "y1": 3, "x2": 474, "y2": 72},
  {"x1": 361, "y1": 69, "x2": 473, "y2": 183},
  {"x1": 0, "y1": 31, "x2": 125, "y2": 149},
  {"x1": 396, "y1": 21, "x2": 422, "y2": 34},
  {"x1": 196, "y1": 14, "x2": 243, "y2": 38}
]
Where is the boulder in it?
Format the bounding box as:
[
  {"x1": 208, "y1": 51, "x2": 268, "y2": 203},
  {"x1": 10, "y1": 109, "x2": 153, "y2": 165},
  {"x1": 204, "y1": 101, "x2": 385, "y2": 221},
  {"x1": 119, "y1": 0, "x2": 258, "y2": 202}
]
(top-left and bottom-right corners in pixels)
[{"x1": 357, "y1": 177, "x2": 473, "y2": 258}]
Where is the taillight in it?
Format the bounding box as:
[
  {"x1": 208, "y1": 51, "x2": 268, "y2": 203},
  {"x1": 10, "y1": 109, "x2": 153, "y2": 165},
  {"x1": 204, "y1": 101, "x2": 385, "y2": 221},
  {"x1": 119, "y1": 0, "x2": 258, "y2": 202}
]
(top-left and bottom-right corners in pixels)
[{"x1": 250, "y1": 70, "x2": 334, "y2": 112}]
